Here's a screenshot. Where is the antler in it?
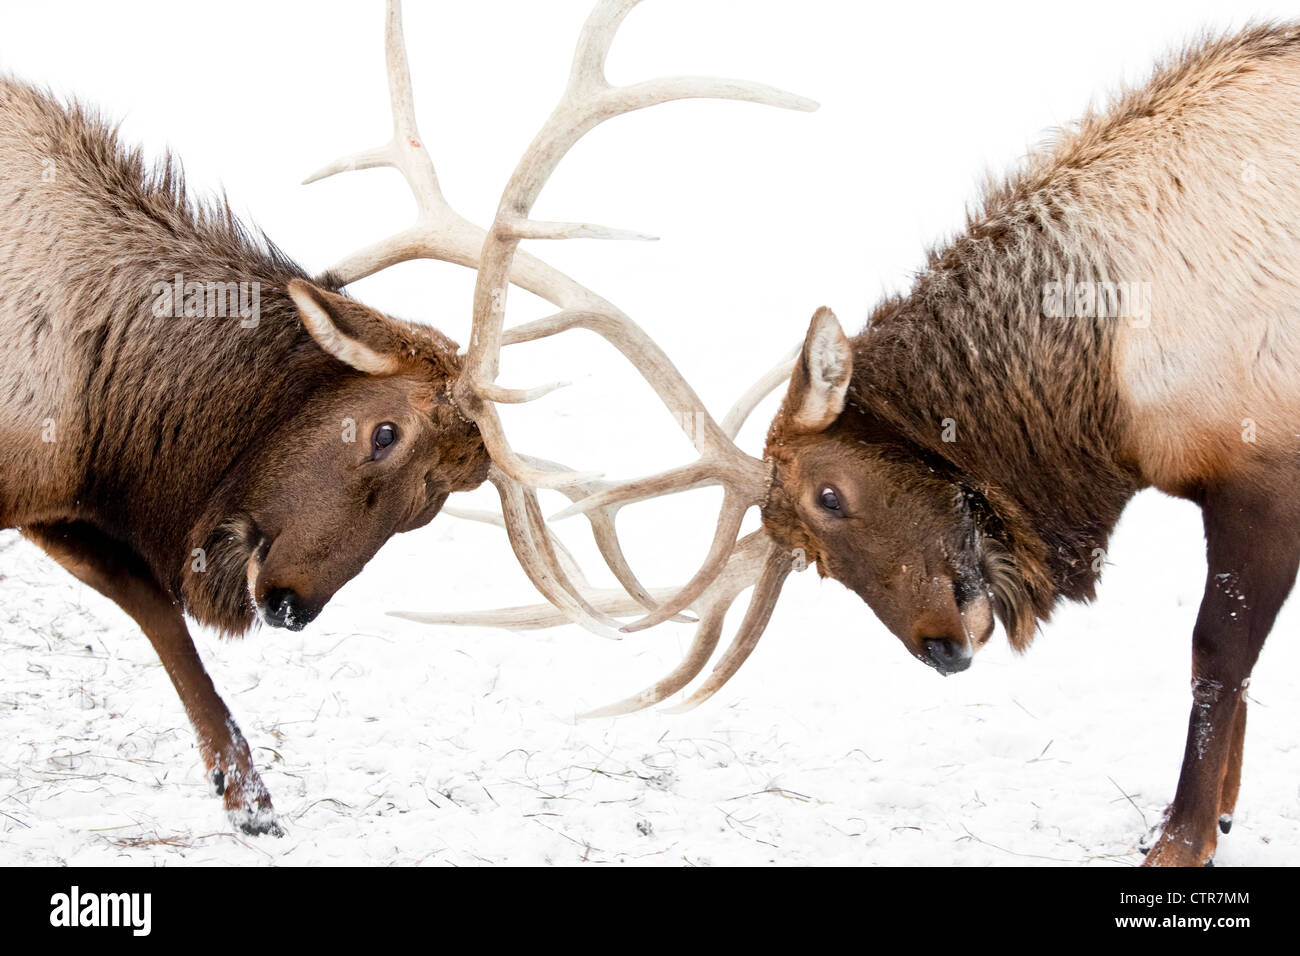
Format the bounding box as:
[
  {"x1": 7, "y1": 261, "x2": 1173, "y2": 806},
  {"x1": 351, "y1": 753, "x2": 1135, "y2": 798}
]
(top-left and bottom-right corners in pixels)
[
  {"x1": 452, "y1": 0, "x2": 814, "y2": 633},
  {"x1": 452, "y1": 0, "x2": 815, "y2": 492},
  {"x1": 304, "y1": 0, "x2": 606, "y2": 306},
  {"x1": 309, "y1": 0, "x2": 814, "y2": 641},
  {"x1": 396, "y1": 529, "x2": 793, "y2": 714},
  {"x1": 397, "y1": 350, "x2": 804, "y2": 714}
]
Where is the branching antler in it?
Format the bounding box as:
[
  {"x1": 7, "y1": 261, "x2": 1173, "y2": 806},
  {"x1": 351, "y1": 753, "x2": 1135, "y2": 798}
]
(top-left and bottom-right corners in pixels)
[
  {"x1": 304, "y1": 0, "x2": 613, "y2": 306},
  {"x1": 397, "y1": 352, "x2": 804, "y2": 713},
  {"x1": 312, "y1": 0, "x2": 814, "y2": 654},
  {"x1": 451, "y1": 0, "x2": 814, "y2": 505}
]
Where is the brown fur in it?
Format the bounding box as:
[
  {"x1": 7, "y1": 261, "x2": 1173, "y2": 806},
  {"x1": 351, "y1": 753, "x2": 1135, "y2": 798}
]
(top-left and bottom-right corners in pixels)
[
  {"x1": 0, "y1": 77, "x2": 490, "y2": 831},
  {"x1": 763, "y1": 22, "x2": 1300, "y2": 865}
]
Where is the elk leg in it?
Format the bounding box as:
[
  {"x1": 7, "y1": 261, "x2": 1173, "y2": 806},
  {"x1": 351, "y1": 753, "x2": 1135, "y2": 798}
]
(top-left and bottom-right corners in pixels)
[
  {"x1": 1144, "y1": 490, "x2": 1298, "y2": 866},
  {"x1": 1216, "y1": 693, "x2": 1247, "y2": 833},
  {"x1": 1141, "y1": 689, "x2": 1247, "y2": 851},
  {"x1": 23, "y1": 521, "x2": 283, "y2": 836}
]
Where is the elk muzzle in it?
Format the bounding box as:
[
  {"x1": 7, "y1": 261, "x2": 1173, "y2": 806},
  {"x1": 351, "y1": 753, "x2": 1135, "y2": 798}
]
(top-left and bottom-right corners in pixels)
[
  {"x1": 245, "y1": 531, "x2": 335, "y2": 632},
  {"x1": 922, "y1": 636, "x2": 972, "y2": 675},
  {"x1": 909, "y1": 584, "x2": 994, "y2": 676},
  {"x1": 261, "y1": 587, "x2": 320, "y2": 631}
]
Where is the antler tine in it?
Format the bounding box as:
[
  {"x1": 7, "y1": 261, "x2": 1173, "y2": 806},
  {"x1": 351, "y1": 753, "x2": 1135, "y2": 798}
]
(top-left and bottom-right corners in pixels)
[
  {"x1": 580, "y1": 531, "x2": 775, "y2": 717},
  {"x1": 442, "y1": 501, "x2": 588, "y2": 589},
  {"x1": 523, "y1": 477, "x2": 752, "y2": 635},
  {"x1": 501, "y1": 310, "x2": 770, "y2": 480},
  {"x1": 516, "y1": 455, "x2": 690, "y2": 620},
  {"x1": 549, "y1": 462, "x2": 715, "y2": 521},
  {"x1": 419, "y1": 348, "x2": 802, "y2": 646},
  {"x1": 389, "y1": 585, "x2": 677, "y2": 631},
  {"x1": 720, "y1": 347, "x2": 800, "y2": 441},
  {"x1": 304, "y1": 0, "x2": 475, "y2": 285},
  {"x1": 662, "y1": 540, "x2": 793, "y2": 713},
  {"x1": 487, "y1": 467, "x2": 624, "y2": 637},
  {"x1": 304, "y1": 0, "x2": 624, "y2": 314},
  {"x1": 503, "y1": 468, "x2": 698, "y2": 630},
  {"x1": 536, "y1": 342, "x2": 797, "y2": 631},
  {"x1": 397, "y1": 481, "x2": 693, "y2": 627},
  {"x1": 443, "y1": 456, "x2": 694, "y2": 624},
  {"x1": 540, "y1": 339, "x2": 799, "y2": 522},
  {"x1": 617, "y1": 491, "x2": 749, "y2": 632},
  {"x1": 495, "y1": 306, "x2": 776, "y2": 631},
  {"x1": 582, "y1": 608, "x2": 727, "y2": 717}
]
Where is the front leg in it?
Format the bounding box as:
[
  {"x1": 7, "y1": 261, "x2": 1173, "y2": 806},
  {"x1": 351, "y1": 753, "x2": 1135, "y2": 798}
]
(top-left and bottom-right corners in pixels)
[
  {"x1": 1216, "y1": 694, "x2": 1247, "y2": 834},
  {"x1": 1144, "y1": 489, "x2": 1298, "y2": 866},
  {"x1": 23, "y1": 521, "x2": 283, "y2": 836}
]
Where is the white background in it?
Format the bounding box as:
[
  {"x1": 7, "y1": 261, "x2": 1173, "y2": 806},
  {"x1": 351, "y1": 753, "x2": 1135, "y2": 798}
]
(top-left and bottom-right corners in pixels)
[{"x1": 1, "y1": 0, "x2": 1297, "y2": 864}]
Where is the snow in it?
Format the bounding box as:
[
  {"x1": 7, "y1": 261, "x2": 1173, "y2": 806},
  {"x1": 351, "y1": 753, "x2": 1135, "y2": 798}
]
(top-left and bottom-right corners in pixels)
[
  {"x1": 2, "y1": 0, "x2": 1299, "y2": 865},
  {"x1": 3, "y1": 488, "x2": 1298, "y2": 866}
]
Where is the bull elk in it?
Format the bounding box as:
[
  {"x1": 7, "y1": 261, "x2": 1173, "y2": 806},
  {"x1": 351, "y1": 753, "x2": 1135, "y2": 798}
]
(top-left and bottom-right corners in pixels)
[
  {"x1": 424, "y1": 23, "x2": 1300, "y2": 866},
  {"x1": 0, "y1": 0, "x2": 815, "y2": 834}
]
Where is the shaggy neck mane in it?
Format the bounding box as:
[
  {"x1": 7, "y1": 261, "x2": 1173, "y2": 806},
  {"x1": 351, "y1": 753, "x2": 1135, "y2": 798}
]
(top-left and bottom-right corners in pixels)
[
  {"x1": 846, "y1": 189, "x2": 1142, "y2": 628},
  {"x1": 835, "y1": 25, "x2": 1300, "y2": 628}
]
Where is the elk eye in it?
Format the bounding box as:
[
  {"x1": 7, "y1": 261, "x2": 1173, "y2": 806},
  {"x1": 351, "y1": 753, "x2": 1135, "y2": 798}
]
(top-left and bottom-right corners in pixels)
[
  {"x1": 372, "y1": 422, "x2": 398, "y2": 459},
  {"x1": 818, "y1": 485, "x2": 844, "y2": 516}
]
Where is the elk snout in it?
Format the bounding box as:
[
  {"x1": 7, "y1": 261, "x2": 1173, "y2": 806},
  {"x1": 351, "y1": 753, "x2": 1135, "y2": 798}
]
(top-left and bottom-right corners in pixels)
[
  {"x1": 908, "y1": 582, "x2": 993, "y2": 676},
  {"x1": 922, "y1": 636, "x2": 972, "y2": 675},
  {"x1": 261, "y1": 587, "x2": 319, "y2": 631}
]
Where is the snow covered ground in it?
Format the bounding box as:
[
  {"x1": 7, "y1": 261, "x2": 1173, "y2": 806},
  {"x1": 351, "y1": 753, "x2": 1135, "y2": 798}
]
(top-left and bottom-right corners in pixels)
[
  {"x1": 2, "y1": 1, "x2": 1298, "y2": 865},
  {"x1": 3, "y1": 490, "x2": 1299, "y2": 866}
]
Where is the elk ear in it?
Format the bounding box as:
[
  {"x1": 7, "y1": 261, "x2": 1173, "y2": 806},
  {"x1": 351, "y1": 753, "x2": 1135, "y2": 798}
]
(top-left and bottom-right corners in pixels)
[
  {"x1": 785, "y1": 306, "x2": 852, "y2": 433},
  {"x1": 287, "y1": 279, "x2": 402, "y2": 376}
]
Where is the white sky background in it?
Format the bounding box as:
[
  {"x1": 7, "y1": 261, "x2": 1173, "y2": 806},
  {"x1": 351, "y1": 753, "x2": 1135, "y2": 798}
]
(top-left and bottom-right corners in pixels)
[{"x1": 1, "y1": 0, "x2": 1298, "y2": 865}]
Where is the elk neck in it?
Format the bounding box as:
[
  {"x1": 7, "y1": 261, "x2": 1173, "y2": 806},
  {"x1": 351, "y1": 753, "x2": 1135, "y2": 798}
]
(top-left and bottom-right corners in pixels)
[{"x1": 843, "y1": 218, "x2": 1145, "y2": 618}]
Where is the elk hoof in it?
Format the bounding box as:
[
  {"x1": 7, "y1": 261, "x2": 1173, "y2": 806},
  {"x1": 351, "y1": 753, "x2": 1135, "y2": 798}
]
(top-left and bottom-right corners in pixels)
[
  {"x1": 1218, "y1": 813, "x2": 1233, "y2": 834},
  {"x1": 1138, "y1": 823, "x2": 1162, "y2": 854},
  {"x1": 228, "y1": 805, "x2": 285, "y2": 838}
]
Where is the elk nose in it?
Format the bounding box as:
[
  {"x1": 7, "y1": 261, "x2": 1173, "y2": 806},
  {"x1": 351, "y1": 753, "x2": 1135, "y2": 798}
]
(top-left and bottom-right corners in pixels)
[
  {"x1": 263, "y1": 588, "x2": 315, "y2": 631},
  {"x1": 922, "y1": 637, "x2": 972, "y2": 676}
]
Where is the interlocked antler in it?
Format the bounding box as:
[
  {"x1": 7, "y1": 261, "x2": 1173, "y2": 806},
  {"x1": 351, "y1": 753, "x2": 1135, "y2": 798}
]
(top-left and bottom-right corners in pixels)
[
  {"x1": 396, "y1": 530, "x2": 790, "y2": 714},
  {"x1": 310, "y1": 1, "x2": 813, "y2": 652},
  {"x1": 396, "y1": 349, "x2": 802, "y2": 714},
  {"x1": 451, "y1": 0, "x2": 814, "y2": 638}
]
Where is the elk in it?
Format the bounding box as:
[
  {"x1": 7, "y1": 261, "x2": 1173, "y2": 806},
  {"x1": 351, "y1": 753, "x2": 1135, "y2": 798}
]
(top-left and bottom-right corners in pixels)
[
  {"x1": 0, "y1": 0, "x2": 814, "y2": 834},
  {"x1": 419, "y1": 23, "x2": 1300, "y2": 866}
]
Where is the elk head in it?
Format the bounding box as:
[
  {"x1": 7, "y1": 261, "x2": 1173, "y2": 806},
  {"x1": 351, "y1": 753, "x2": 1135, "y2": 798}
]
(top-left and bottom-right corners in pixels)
[
  {"x1": 185, "y1": 280, "x2": 490, "y2": 633},
  {"x1": 252, "y1": 281, "x2": 491, "y2": 630},
  {"x1": 761, "y1": 307, "x2": 1017, "y2": 676}
]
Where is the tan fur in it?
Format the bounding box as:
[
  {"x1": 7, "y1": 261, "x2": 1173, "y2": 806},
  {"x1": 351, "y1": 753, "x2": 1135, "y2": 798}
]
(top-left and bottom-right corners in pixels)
[{"x1": 969, "y1": 24, "x2": 1300, "y2": 493}]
